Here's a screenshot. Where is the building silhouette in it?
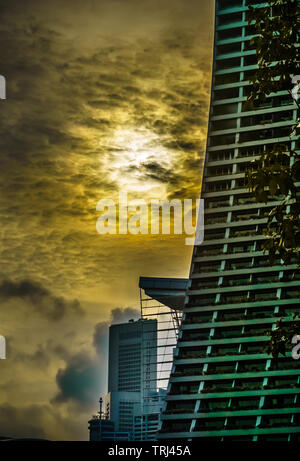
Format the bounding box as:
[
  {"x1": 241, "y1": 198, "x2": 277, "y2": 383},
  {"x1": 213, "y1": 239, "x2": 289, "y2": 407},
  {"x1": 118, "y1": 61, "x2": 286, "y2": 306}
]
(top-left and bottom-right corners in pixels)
[
  {"x1": 159, "y1": 0, "x2": 300, "y2": 441},
  {"x1": 106, "y1": 319, "x2": 157, "y2": 436}
]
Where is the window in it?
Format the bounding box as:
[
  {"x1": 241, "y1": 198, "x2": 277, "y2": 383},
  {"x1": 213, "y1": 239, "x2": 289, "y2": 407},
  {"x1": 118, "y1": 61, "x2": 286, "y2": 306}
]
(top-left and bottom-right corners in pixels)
[
  {"x1": 214, "y1": 87, "x2": 239, "y2": 101},
  {"x1": 243, "y1": 323, "x2": 269, "y2": 336},
  {"x1": 260, "y1": 415, "x2": 293, "y2": 428},
  {"x1": 160, "y1": 421, "x2": 191, "y2": 433},
  {"x1": 210, "y1": 134, "x2": 236, "y2": 147},
  {"x1": 218, "y1": 0, "x2": 243, "y2": 9},
  {"x1": 211, "y1": 118, "x2": 237, "y2": 131},
  {"x1": 226, "y1": 416, "x2": 257, "y2": 429},
  {"x1": 206, "y1": 180, "x2": 232, "y2": 192},
  {"x1": 205, "y1": 228, "x2": 226, "y2": 239},
  {"x1": 244, "y1": 54, "x2": 257, "y2": 67},
  {"x1": 205, "y1": 197, "x2": 230, "y2": 209},
  {"x1": 207, "y1": 165, "x2": 233, "y2": 176},
  {"x1": 191, "y1": 278, "x2": 219, "y2": 290},
  {"x1": 216, "y1": 57, "x2": 241, "y2": 71},
  {"x1": 244, "y1": 24, "x2": 257, "y2": 36},
  {"x1": 221, "y1": 293, "x2": 249, "y2": 305},
  {"x1": 188, "y1": 295, "x2": 216, "y2": 307},
  {"x1": 205, "y1": 212, "x2": 228, "y2": 225},
  {"x1": 217, "y1": 28, "x2": 242, "y2": 41},
  {"x1": 230, "y1": 224, "x2": 257, "y2": 238},
  {"x1": 231, "y1": 209, "x2": 258, "y2": 221},
  {"x1": 213, "y1": 102, "x2": 239, "y2": 116},
  {"x1": 214, "y1": 325, "x2": 243, "y2": 339},
  {"x1": 184, "y1": 312, "x2": 214, "y2": 324},
  {"x1": 240, "y1": 342, "x2": 266, "y2": 354},
  {"x1": 193, "y1": 261, "x2": 221, "y2": 273},
  {"x1": 230, "y1": 397, "x2": 260, "y2": 410},
  {"x1": 217, "y1": 308, "x2": 245, "y2": 321},
  {"x1": 218, "y1": 12, "x2": 243, "y2": 26},
  {"x1": 173, "y1": 365, "x2": 204, "y2": 377},
  {"x1": 196, "y1": 418, "x2": 226, "y2": 430},
  {"x1": 247, "y1": 306, "x2": 275, "y2": 319},
  {"x1": 208, "y1": 150, "x2": 234, "y2": 162},
  {"x1": 238, "y1": 145, "x2": 264, "y2": 157},
  {"x1": 217, "y1": 42, "x2": 241, "y2": 56},
  {"x1": 215, "y1": 73, "x2": 240, "y2": 85},
  {"x1": 196, "y1": 244, "x2": 224, "y2": 257},
  {"x1": 238, "y1": 360, "x2": 266, "y2": 372},
  {"x1": 211, "y1": 344, "x2": 239, "y2": 357},
  {"x1": 207, "y1": 361, "x2": 236, "y2": 373},
  {"x1": 228, "y1": 242, "x2": 255, "y2": 253},
  {"x1": 222, "y1": 275, "x2": 250, "y2": 287},
  {"x1": 166, "y1": 401, "x2": 195, "y2": 415},
  {"x1": 225, "y1": 258, "x2": 252, "y2": 270}
]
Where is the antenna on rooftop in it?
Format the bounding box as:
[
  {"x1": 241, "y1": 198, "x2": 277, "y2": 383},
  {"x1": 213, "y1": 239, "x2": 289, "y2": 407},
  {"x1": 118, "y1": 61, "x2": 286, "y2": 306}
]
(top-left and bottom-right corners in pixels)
[{"x1": 99, "y1": 397, "x2": 103, "y2": 420}]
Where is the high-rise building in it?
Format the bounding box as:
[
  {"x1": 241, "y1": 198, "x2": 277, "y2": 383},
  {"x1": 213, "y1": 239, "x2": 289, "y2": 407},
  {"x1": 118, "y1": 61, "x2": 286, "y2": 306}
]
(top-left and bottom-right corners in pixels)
[
  {"x1": 106, "y1": 318, "x2": 157, "y2": 436},
  {"x1": 133, "y1": 389, "x2": 167, "y2": 441},
  {"x1": 159, "y1": 0, "x2": 300, "y2": 441}
]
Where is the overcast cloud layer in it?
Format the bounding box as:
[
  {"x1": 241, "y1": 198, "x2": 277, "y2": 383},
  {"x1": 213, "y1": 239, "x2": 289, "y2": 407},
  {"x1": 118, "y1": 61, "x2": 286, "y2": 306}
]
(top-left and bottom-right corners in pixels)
[{"x1": 0, "y1": 0, "x2": 213, "y2": 440}]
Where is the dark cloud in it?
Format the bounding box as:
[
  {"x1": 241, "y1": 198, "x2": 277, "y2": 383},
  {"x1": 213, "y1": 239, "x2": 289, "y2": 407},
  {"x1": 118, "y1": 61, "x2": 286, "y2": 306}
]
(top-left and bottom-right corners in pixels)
[
  {"x1": 93, "y1": 306, "x2": 140, "y2": 360},
  {"x1": 93, "y1": 322, "x2": 109, "y2": 355},
  {"x1": 110, "y1": 307, "x2": 140, "y2": 324},
  {"x1": 92, "y1": 307, "x2": 140, "y2": 381},
  {"x1": 135, "y1": 161, "x2": 183, "y2": 186},
  {"x1": 54, "y1": 307, "x2": 139, "y2": 406},
  {"x1": 53, "y1": 352, "x2": 104, "y2": 406},
  {"x1": 0, "y1": 14, "x2": 211, "y2": 294},
  {"x1": 0, "y1": 278, "x2": 83, "y2": 320}
]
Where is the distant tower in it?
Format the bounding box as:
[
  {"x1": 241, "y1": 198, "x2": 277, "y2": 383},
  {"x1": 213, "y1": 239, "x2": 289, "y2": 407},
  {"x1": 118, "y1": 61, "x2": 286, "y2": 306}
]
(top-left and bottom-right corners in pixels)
[
  {"x1": 99, "y1": 398, "x2": 103, "y2": 419},
  {"x1": 106, "y1": 318, "x2": 157, "y2": 436}
]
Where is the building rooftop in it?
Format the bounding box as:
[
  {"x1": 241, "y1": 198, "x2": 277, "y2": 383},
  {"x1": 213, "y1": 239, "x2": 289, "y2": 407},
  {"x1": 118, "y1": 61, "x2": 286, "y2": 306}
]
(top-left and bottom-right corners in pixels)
[{"x1": 139, "y1": 277, "x2": 189, "y2": 311}]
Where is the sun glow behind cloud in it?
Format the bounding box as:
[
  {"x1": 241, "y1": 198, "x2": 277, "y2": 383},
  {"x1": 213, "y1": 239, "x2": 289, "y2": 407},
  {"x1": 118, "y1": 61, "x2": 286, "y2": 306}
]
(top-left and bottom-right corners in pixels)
[
  {"x1": 106, "y1": 127, "x2": 173, "y2": 195},
  {"x1": 0, "y1": 0, "x2": 214, "y2": 441}
]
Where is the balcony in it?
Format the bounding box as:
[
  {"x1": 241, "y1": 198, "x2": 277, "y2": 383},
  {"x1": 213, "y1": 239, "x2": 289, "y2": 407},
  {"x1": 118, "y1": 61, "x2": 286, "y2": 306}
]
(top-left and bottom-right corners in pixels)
[
  {"x1": 230, "y1": 227, "x2": 257, "y2": 238},
  {"x1": 217, "y1": 28, "x2": 242, "y2": 42},
  {"x1": 206, "y1": 198, "x2": 230, "y2": 209},
  {"x1": 183, "y1": 314, "x2": 214, "y2": 324},
  {"x1": 231, "y1": 211, "x2": 258, "y2": 221},
  {"x1": 172, "y1": 367, "x2": 204, "y2": 378},
  {"x1": 260, "y1": 416, "x2": 294, "y2": 428},
  {"x1": 230, "y1": 397, "x2": 260, "y2": 411},
  {"x1": 217, "y1": 12, "x2": 243, "y2": 27},
  {"x1": 205, "y1": 214, "x2": 228, "y2": 225},
  {"x1": 217, "y1": 310, "x2": 246, "y2": 322},
  {"x1": 212, "y1": 102, "x2": 239, "y2": 116},
  {"x1": 226, "y1": 417, "x2": 257, "y2": 429},
  {"x1": 193, "y1": 262, "x2": 221, "y2": 273},
  {"x1": 216, "y1": 41, "x2": 241, "y2": 56},
  {"x1": 219, "y1": 0, "x2": 243, "y2": 10},
  {"x1": 222, "y1": 277, "x2": 251, "y2": 287}
]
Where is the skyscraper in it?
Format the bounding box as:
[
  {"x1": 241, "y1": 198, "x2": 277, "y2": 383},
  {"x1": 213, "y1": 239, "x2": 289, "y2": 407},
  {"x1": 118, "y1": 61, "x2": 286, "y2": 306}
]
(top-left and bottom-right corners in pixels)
[
  {"x1": 159, "y1": 0, "x2": 300, "y2": 441},
  {"x1": 106, "y1": 319, "x2": 157, "y2": 436}
]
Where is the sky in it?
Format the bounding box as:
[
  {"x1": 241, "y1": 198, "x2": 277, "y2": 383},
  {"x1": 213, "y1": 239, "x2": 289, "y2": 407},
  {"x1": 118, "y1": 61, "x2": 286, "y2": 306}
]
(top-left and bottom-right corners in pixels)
[{"x1": 0, "y1": 0, "x2": 214, "y2": 440}]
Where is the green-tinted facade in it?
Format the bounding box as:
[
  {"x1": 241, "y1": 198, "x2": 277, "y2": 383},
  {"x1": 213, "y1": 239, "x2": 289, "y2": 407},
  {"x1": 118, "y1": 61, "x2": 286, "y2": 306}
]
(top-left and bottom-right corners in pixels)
[{"x1": 159, "y1": 0, "x2": 300, "y2": 441}]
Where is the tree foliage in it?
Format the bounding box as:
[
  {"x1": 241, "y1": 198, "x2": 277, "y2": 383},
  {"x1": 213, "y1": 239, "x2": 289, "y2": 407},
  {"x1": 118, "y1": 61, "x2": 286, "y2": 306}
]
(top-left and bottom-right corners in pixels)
[
  {"x1": 245, "y1": 0, "x2": 300, "y2": 265},
  {"x1": 266, "y1": 315, "x2": 300, "y2": 359},
  {"x1": 244, "y1": 0, "x2": 300, "y2": 357}
]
